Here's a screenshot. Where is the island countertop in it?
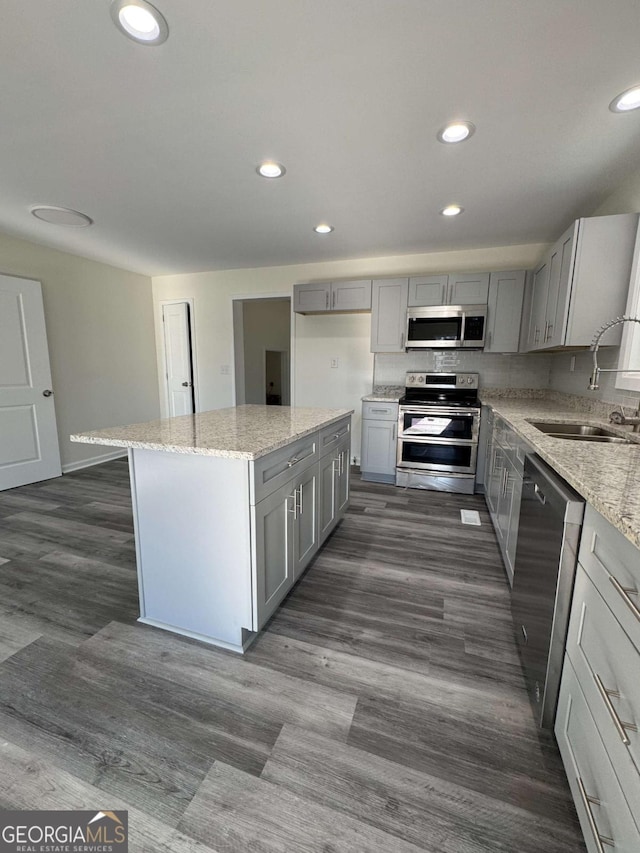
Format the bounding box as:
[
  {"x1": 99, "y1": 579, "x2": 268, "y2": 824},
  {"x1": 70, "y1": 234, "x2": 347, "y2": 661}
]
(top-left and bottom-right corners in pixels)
[{"x1": 70, "y1": 405, "x2": 353, "y2": 461}]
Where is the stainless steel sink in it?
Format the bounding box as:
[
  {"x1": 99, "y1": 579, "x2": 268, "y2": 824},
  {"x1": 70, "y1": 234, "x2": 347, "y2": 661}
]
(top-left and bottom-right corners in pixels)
[{"x1": 528, "y1": 422, "x2": 634, "y2": 444}]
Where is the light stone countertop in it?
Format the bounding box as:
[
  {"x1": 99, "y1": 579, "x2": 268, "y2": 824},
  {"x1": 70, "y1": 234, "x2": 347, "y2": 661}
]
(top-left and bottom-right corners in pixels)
[
  {"x1": 70, "y1": 405, "x2": 353, "y2": 461},
  {"x1": 481, "y1": 395, "x2": 640, "y2": 549},
  {"x1": 362, "y1": 386, "x2": 403, "y2": 403}
]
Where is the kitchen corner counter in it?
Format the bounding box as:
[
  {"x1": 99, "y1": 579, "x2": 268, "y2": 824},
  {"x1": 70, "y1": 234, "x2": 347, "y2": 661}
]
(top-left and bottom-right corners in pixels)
[
  {"x1": 70, "y1": 404, "x2": 353, "y2": 460},
  {"x1": 480, "y1": 395, "x2": 640, "y2": 549},
  {"x1": 361, "y1": 386, "x2": 403, "y2": 403}
]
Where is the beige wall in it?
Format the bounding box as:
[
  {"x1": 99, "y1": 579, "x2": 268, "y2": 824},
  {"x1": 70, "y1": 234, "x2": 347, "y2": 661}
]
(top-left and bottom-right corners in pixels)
[
  {"x1": 0, "y1": 232, "x2": 159, "y2": 470},
  {"x1": 152, "y1": 243, "x2": 548, "y2": 459}
]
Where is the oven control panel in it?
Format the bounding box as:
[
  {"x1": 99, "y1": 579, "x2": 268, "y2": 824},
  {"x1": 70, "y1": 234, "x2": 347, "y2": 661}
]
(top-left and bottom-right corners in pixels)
[{"x1": 405, "y1": 372, "x2": 478, "y2": 389}]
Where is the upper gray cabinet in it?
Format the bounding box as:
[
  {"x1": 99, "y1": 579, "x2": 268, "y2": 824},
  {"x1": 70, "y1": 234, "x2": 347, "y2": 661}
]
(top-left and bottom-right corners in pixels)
[
  {"x1": 370, "y1": 278, "x2": 409, "y2": 352},
  {"x1": 293, "y1": 279, "x2": 372, "y2": 314},
  {"x1": 408, "y1": 272, "x2": 490, "y2": 307},
  {"x1": 526, "y1": 213, "x2": 639, "y2": 351},
  {"x1": 485, "y1": 270, "x2": 526, "y2": 353}
]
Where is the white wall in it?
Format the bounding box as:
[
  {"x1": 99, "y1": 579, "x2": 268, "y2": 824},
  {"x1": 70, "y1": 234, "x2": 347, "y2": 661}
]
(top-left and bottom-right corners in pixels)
[
  {"x1": 152, "y1": 243, "x2": 548, "y2": 460},
  {"x1": 0, "y1": 231, "x2": 159, "y2": 470}
]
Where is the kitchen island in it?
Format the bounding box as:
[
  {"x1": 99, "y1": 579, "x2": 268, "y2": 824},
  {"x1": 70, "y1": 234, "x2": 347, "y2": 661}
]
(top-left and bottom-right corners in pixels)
[{"x1": 71, "y1": 405, "x2": 352, "y2": 652}]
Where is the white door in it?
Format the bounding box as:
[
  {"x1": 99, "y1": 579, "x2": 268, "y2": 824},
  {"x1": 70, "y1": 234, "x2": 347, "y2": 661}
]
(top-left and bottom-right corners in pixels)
[
  {"x1": 0, "y1": 275, "x2": 61, "y2": 490},
  {"x1": 162, "y1": 302, "x2": 195, "y2": 417}
]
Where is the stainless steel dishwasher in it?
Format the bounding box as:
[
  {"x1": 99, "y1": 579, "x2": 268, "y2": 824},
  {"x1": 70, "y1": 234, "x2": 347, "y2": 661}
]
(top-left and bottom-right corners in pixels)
[{"x1": 511, "y1": 453, "x2": 584, "y2": 729}]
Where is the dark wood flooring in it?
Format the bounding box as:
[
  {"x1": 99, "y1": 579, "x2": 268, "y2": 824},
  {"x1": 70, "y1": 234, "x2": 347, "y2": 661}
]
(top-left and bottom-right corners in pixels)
[{"x1": 0, "y1": 459, "x2": 585, "y2": 851}]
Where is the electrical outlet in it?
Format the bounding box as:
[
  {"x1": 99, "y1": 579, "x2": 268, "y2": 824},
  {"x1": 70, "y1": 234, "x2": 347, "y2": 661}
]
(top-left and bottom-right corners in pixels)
[
  {"x1": 220, "y1": 364, "x2": 231, "y2": 375},
  {"x1": 569, "y1": 356, "x2": 576, "y2": 372},
  {"x1": 330, "y1": 357, "x2": 339, "y2": 369}
]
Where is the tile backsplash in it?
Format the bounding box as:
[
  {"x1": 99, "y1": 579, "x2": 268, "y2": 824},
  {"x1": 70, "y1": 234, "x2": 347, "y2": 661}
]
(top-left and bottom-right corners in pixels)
[
  {"x1": 549, "y1": 348, "x2": 640, "y2": 410},
  {"x1": 374, "y1": 351, "x2": 553, "y2": 390}
]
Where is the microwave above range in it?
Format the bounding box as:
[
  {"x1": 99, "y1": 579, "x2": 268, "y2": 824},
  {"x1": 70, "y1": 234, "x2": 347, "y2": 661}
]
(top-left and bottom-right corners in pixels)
[{"x1": 405, "y1": 304, "x2": 486, "y2": 349}]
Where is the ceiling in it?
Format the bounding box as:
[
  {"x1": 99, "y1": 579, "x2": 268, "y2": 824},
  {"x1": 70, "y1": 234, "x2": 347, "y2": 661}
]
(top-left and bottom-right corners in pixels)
[{"x1": 1, "y1": 0, "x2": 640, "y2": 276}]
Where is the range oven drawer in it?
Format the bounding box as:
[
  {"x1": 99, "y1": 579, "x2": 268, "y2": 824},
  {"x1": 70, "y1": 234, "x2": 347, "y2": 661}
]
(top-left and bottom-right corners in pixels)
[{"x1": 397, "y1": 439, "x2": 477, "y2": 474}]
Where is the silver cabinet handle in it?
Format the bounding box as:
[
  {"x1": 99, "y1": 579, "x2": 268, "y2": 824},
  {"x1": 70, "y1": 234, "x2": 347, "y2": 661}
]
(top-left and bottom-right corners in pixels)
[
  {"x1": 392, "y1": 423, "x2": 396, "y2": 441},
  {"x1": 370, "y1": 408, "x2": 388, "y2": 414},
  {"x1": 332, "y1": 289, "x2": 336, "y2": 309},
  {"x1": 288, "y1": 491, "x2": 298, "y2": 519},
  {"x1": 575, "y1": 776, "x2": 615, "y2": 852},
  {"x1": 42, "y1": 389, "x2": 53, "y2": 397},
  {"x1": 543, "y1": 320, "x2": 549, "y2": 342},
  {"x1": 486, "y1": 330, "x2": 492, "y2": 350},
  {"x1": 297, "y1": 484, "x2": 303, "y2": 515},
  {"x1": 609, "y1": 574, "x2": 640, "y2": 622},
  {"x1": 326, "y1": 291, "x2": 329, "y2": 309},
  {"x1": 534, "y1": 326, "x2": 540, "y2": 344},
  {"x1": 534, "y1": 483, "x2": 546, "y2": 505},
  {"x1": 287, "y1": 456, "x2": 299, "y2": 468},
  {"x1": 546, "y1": 322, "x2": 554, "y2": 341},
  {"x1": 400, "y1": 331, "x2": 405, "y2": 350},
  {"x1": 594, "y1": 672, "x2": 638, "y2": 746},
  {"x1": 334, "y1": 433, "x2": 341, "y2": 439}
]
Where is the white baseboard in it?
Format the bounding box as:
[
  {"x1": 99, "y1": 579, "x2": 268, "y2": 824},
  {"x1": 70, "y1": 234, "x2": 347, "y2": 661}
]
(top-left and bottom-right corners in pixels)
[{"x1": 62, "y1": 449, "x2": 127, "y2": 474}]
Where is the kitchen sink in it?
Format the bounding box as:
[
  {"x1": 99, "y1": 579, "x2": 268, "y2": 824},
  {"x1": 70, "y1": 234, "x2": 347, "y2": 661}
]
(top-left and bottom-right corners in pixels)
[{"x1": 528, "y1": 422, "x2": 634, "y2": 444}]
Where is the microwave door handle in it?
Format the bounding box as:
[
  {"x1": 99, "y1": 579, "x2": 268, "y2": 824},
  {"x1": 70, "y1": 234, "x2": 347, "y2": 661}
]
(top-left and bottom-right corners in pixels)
[{"x1": 460, "y1": 311, "x2": 466, "y2": 344}]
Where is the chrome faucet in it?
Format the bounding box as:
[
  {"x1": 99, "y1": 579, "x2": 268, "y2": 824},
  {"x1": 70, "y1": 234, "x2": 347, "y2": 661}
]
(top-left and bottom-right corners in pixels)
[
  {"x1": 609, "y1": 405, "x2": 640, "y2": 433},
  {"x1": 588, "y1": 315, "x2": 640, "y2": 390}
]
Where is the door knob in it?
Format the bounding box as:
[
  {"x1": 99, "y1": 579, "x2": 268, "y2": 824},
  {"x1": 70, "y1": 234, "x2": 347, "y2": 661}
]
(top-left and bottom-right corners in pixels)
[
  {"x1": 181, "y1": 381, "x2": 192, "y2": 387},
  {"x1": 42, "y1": 389, "x2": 53, "y2": 397}
]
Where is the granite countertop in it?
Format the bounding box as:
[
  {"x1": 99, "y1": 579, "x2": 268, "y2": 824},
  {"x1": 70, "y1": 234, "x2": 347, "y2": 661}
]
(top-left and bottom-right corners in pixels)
[
  {"x1": 70, "y1": 405, "x2": 353, "y2": 461},
  {"x1": 481, "y1": 395, "x2": 640, "y2": 549},
  {"x1": 362, "y1": 386, "x2": 403, "y2": 403}
]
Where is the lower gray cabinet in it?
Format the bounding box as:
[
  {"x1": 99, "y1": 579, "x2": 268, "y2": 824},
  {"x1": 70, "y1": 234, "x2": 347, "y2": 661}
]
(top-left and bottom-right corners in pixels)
[
  {"x1": 292, "y1": 464, "x2": 318, "y2": 579},
  {"x1": 318, "y1": 437, "x2": 350, "y2": 544},
  {"x1": 252, "y1": 479, "x2": 296, "y2": 629},
  {"x1": 360, "y1": 402, "x2": 398, "y2": 483}
]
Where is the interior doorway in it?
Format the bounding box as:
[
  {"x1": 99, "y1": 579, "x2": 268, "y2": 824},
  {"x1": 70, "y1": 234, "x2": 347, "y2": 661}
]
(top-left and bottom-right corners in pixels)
[{"x1": 233, "y1": 297, "x2": 291, "y2": 406}]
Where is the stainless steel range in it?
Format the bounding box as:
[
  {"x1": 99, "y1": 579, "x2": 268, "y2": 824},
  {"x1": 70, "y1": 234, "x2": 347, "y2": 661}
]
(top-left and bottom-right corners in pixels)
[{"x1": 396, "y1": 372, "x2": 480, "y2": 494}]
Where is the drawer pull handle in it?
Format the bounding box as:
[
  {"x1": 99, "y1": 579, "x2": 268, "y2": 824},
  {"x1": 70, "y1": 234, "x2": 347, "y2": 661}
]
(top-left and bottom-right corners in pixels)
[
  {"x1": 576, "y1": 776, "x2": 615, "y2": 852},
  {"x1": 594, "y1": 673, "x2": 638, "y2": 746},
  {"x1": 287, "y1": 456, "x2": 299, "y2": 468},
  {"x1": 370, "y1": 408, "x2": 388, "y2": 413},
  {"x1": 609, "y1": 574, "x2": 640, "y2": 622}
]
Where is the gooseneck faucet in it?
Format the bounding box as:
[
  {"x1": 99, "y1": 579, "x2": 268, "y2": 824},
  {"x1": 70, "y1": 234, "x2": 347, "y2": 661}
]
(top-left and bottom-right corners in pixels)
[{"x1": 588, "y1": 315, "x2": 640, "y2": 390}]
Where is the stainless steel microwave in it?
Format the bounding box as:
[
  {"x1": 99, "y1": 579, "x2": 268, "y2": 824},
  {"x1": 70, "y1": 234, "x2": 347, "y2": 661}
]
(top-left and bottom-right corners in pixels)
[{"x1": 405, "y1": 304, "x2": 487, "y2": 349}]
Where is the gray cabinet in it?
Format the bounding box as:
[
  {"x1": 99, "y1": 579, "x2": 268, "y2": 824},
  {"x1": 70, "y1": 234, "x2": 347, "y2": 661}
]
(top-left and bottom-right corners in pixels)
[
  {"x1": 292, "y1": 464, "x2": 318, "y2": 579},
  {"x1": 370, "y1": 278, "x2": 409, "y2": 352},
  {"x1": 318, "y1": 436, "x2": 350, "y2": 544},
  {"x1": 408, "y1": 272, "x2": 490, "y2": 307},
  {"x1": 485, "y1": 270, "x2": 526, "y2": 353},
  {"x1": 527, "y1": 213, "x2": 639, "y2": 351},
  {"x1": 484, "y1": 411, "x2": 532, "y2": 585},
  {"x1": 294, "y1": 279, "x2": 372, "y2": 314},
  {"x1": 253, "y1": 480, "x2": 296, "y2": 628},
  {"x1": 360, "y1": 401, "x2": 398, "y2": 483},
  {"x1": 555, "y1": 504, "x2": 640, "y2": 853}
]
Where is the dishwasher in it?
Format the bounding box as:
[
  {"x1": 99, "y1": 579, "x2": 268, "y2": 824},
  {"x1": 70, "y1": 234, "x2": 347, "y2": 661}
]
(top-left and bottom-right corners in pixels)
[{"x1": 511, "y1": 453, "x2": 584, "y2": 729}]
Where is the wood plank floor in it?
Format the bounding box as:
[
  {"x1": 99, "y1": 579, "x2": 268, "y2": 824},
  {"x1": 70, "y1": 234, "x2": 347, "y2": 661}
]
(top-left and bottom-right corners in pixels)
[{"x1": 0, "y1": 459, "x2": 586, "y2": 851}]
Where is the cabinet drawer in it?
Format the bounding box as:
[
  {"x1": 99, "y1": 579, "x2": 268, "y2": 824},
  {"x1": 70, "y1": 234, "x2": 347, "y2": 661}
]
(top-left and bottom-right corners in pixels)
[
  {"x1": 556, "y1": 657, "x2": 640, "y2": 851},
  {"x1": 579, "y1": 505, "x2": 640, "y2": 649},
  {"x1": 319, "y1": 417, "x2": 351, "y2": 458},
  {"x1": 567, "y1": 566, "x2": 640, "y2": 803},
  {"x1": 362, "y1": 401, "x2": 398, "y2": 422},
  {"x1": 250, "y1": 432, "x2": 319, "y2": 504}
]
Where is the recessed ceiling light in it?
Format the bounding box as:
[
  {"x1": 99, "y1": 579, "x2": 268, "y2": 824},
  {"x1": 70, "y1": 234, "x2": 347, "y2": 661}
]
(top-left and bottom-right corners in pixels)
[
  {"x1": 110, "y1": 0, "x2": 168, "y2": 45},
  {"x1": 313, "y1": 224, "x2": 334, "y2": 234},
  {"x1": 440, "y1": 205, "x2": 464, "y2": 217},
  {"x1": 609, "y1": 85, "x2": 640, "y2": 113},
  {"x1": 257, "y1": 162, "x2": 286, "y2": 178},
  {"x1": 437, "y1": 121, "x2": 475, "y2": 143},
  {"x1": 30, "y1": 206, "x2": 93, "y2": 227}
]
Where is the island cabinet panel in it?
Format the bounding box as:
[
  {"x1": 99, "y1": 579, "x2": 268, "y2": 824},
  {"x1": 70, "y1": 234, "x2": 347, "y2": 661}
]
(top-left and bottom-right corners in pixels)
[
  {"x1": 293, "y1": 464, "x2": 318, "y2": 578},
  {"x1": 250, "y1": 432, "x2": 319, "y2": 504},
  {"x1": 318, "y1": 436, "x2": 350, "y2": 544},
  {"x1": 129, "y1": 449, "x2": 253, "y2": 650},
  {"x1": 251, "y1": 480, "x2": 295, "y2": 630}
]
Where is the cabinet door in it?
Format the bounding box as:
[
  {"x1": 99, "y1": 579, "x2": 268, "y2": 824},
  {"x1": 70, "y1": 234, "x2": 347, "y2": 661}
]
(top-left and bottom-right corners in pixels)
[
  {"x1": 253, "y1": 482, "x2": 294, "y2": 629},
  {"x1": 407, "y1": 275, "x2": 448, "y2": 306},
  {"x1": 448, "y1": 272, "x2": 490, "y2": 305},
  {"x1": 545, "y1": 224, "x2": 575, "y2": 348},
  {"x1": 486, "y1": 444, "x2": 504, "y2": 522},
  {"x1": 527, "y1": 260, "x2": 549, "y2": 350},
  {"x1": 331, "y1": 280, "x2": 372, "y2": 311},
  {"x1": 292, "y1": 465, "x2": 318, "y2": 579},
  {"x1": 504, "y1": 469, "x2": 523, "y2": 586},
  {"x1": 370, "y1": 278, "x2": 409, "y2": 352},
  {"x1": 318, "y1": 452, "x2": 338, "y2": 544},
  {"x1": 485, "y1": 271, "x2": 526, "y2": 353},
  {"x1": 360, "y1": 418, "x2": 396, "y2": 477},
  {"x1": 293, "y1": 282, "x2": 331, "y2": 313},
  {"x1": 336, "y1": 440, "x2": 350, "y2": 516}
]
